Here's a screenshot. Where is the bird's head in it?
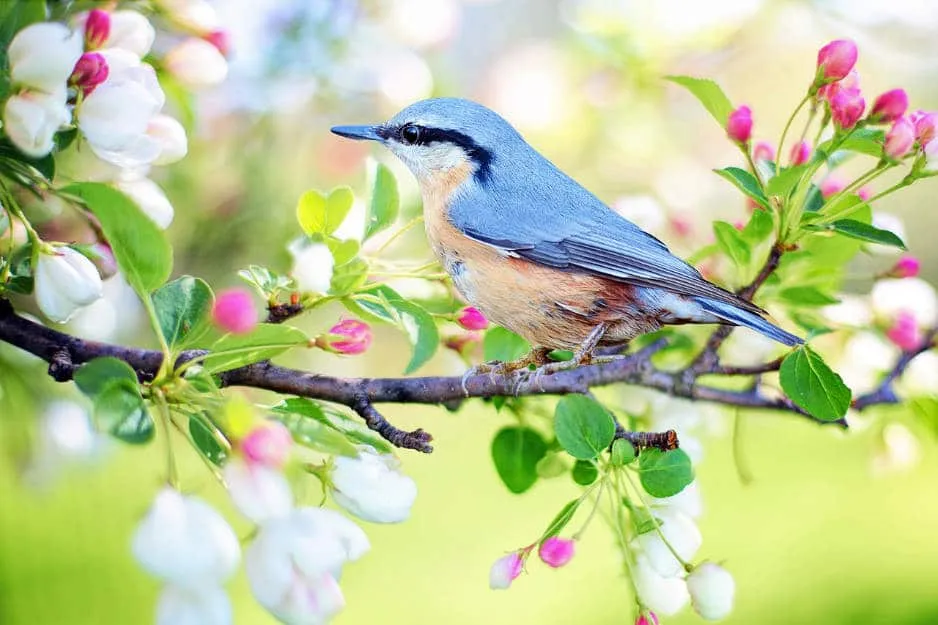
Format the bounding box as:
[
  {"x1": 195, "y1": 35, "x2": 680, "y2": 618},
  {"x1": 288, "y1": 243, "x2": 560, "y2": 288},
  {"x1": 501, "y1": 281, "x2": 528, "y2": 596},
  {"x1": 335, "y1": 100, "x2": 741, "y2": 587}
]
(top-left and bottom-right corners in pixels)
[{"x1": 331, "y1": 98, "x2": 522, "y2": 186}]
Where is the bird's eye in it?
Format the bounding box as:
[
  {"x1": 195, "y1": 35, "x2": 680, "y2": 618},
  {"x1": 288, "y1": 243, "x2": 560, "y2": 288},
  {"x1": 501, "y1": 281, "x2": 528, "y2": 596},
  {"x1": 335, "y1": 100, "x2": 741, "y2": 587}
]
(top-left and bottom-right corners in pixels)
[{"x1": 400, "y1": 124, "x2": 421, "y2": 145}]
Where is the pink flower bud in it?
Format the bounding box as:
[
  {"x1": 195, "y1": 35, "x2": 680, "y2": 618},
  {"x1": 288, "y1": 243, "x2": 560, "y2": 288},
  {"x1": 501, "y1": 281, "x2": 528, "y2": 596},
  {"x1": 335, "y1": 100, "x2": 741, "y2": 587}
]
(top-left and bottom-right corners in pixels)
[
  {"x1": 457, "y1": 306, "x2": 489, "y2": 331},
  {"x1": 84, "y1": 9, "x2": 111, "y2": 50},
  {"x1": 752, "y1": 141, "x2": 775, "y2": 163},
  {"x1": 212, "y1": 288, "x2": 258, "y2": 334},
  {"x1": 884, "y1": 117, "x2": 915, "y2": 159},
  {"x1": 726, "y1": 105, "x2": 752, "y2": 144},
  {"x1": 489, "y1": 552, "x2": 524, "y2": 590},
  {"x1": 817, "y1": 39, "x2": 858, "y2": 81},
  {"x1": 818, "y1": 70, "x2": 860, "y2": 102},
  {"x1": 830, "y1": 88, "x2": 865, "y2": 130},
  {"x1": 911, "y1": 110, "x2": 937, "y2": 145},
  {"x1": 636, "y1": 612, "x2": 660, "y2": 625},
  {"x1": 69, "y1": 52, "x2": 109, "y2": 97},
  {"x1": 789, "y1": 140, "x2": 811, "y2": 165},
  {"x1": 886, "y1": 310, "x2": 922, "y2": 351},
  {"x1": 870, "y1": 89, "x2": 909, "y2": 123},
  {"x1": 242, "y1": 421, "x2": 293, "y2": 469},
  {"x1": 204, "y1": 30, "x2": 231, "y2": 57},
  {"x1": 538, "y1": 537, "x2": 575, "y2": 568},
  {"x1": 326, "y1": 319, "x2": 372, "y2": 355},
  {"x1": 819, "y1": 177, "x2": 845, "y2": 198},
  {"x1": 444, "y1": 332, "x2": 481, "y2": 354},
  {"x1": 891, "y1": 255, "x2": 921, "y2": 279},
  {"x1": 857, "y1": 186, "x2": 872, "y2": 201}
]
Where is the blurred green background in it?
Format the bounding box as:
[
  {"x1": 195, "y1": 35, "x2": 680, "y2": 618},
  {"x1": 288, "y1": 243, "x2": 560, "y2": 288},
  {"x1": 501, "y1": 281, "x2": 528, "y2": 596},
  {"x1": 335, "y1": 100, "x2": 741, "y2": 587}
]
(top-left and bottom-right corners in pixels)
[{"x1": 2, "y1": 0, "x2": 938, "y2": 623}]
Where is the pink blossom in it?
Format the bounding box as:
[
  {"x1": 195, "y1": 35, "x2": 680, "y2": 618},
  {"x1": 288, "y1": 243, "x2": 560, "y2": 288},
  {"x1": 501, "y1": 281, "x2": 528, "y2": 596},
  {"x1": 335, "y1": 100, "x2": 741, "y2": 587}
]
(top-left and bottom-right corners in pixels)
[
  {"x1": 884, "y1": 117, "x2": 915, "y2": 159},
  {"x1": 870, "y1": 89, "x2": 909, "y2": 123},
  {"x1": 818, "y1": 70, "x2": 859, "y2": 102},
  {"x1": 789, "y1": 140, "x2": 811, "y2": 165},
  {"x1": 212, "y1": 288, "x2": 258, "y2": 334},
  {"x1": 204, "y1": 30, "x2": 231, "y2": 57},
  {"x1": 636, "y1": 612, "x2": 660, "y2": 625},
  {"x1": 69, "y1": 52, "x2": 109, "y2": 97},
  {"x1": 817, "y1": 39, "x2": 858, "y2": 81},
  {"x1": 820, "y1": 178, "x2": 846, "y2": 198},
  {"x1": 726, "y1": 105, "x2": 752, "y2": 144},
  {"x1": 911, "y1": 110, "x2": 937, "y2": 145},
  {"x1": 830, "y1": 88, "x2": 865, "y2": 130},
  {"x1": 752, "y1": 141, "x2": 775, "y2": 163},
  {"x1": 84, "y1": 9, "x2": 111, "y2": 50},
  {"x1": 886, "y1": 311, "x2": 922, "y2": 351},
  {"x1": 242, "y1": 421, "x2": 293, "y2": 469},
  {"x1": 891, "y1": 255, "x2": 921, "y2": 279},
  {"x1": 857, "y1": 186, "x2": 872, "y2": 201},
  {"x1": 457, "y1": 306, "x2": 489, "y2": 331},
  {"x1": 326, "y1": 319, "x2": 372, "y2": 355},
  {"x1": 538, "y1": 537, "x2": 575, "y2": 568}
]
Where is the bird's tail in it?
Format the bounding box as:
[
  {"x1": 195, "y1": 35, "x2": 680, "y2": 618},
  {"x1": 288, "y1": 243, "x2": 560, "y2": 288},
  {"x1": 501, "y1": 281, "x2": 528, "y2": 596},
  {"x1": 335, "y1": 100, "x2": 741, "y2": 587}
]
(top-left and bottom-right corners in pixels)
[{"x1": 694, "y1": 297, "x2": 803, "y2": 347}]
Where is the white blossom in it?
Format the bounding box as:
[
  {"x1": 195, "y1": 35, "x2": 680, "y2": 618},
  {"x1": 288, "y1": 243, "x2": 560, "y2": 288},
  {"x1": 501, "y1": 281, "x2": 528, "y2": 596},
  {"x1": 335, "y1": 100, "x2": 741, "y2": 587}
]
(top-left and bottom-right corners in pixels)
[
  {"x1": 155, "y1": 0, "x2": 220, "y2": 33},
  {"x1": 105, "y1": 10, "x2": 156, "y2": 57},
  {"x1": 289, "y1": 240, "x2": 334, "y2": 294},
  {"x1": 131, "y1": 487, "x2": 240, "y2": 587},
  {"x1": 223, "y1": 457, "x2": 293, "y2": 523},
  {"x1": 24, "y1": 401, "x2": 109, "y2": 486},
  {"x1": 687, "y1": 562, "x2": 735, "y2": 621},
  {"x1": 330, "y1": 446, "x2": 418, "y2": 523},
  {"x1": 164, "y1": 38, "x2": 228, "y2": 88},
  {"x1": 3, "y1": 89, "x2": 70, "y2": 158},
  {"x1": 114, "y1": 174, "x2": 175, "y2": 229},
  {"x1": 632, "y1": 553, "x2": 691, "y2": 616},
  {"x1": 650, "y1": 479, "x2": 703, "y2": 519},
  {"x1": 632, "y1": 510, "x2": 702, "y2": 578},
  {"x1": 8, "y1": 22, "x2": 83, "y2": 92},
  {"x1": 871, "y1": 277, "x2": 937, "y2": 327},
  {"x1": 149, "y1": 114, "x2": 189, "y2": 165},
  {"x1": 156, "y1": 584, "x2": 232, "y2": 625},
  {"x1": 35, "y1": 246, "x2": 103, "y2": 323}
]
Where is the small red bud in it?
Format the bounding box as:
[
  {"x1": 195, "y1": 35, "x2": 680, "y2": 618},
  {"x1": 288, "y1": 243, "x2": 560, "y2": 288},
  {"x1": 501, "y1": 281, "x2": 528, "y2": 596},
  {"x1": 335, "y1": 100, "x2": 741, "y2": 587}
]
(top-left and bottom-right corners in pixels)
[
  {"x1": 204, "y1": 30, "x2": 231, "y2": 57},
  {"x1": 817, "y1": 39, "x2": 858, "y2": 82},
  {"x1": 830, "y1": 88, "x2": 865, "y2": 130},
  {"x1": 84, "y1": 9, "x2": 111, "y2": 50},
  {"x1": 884, "y1": 117, "x2": 915, "y2": 159},
  {"x1": 241, "y1": 421, "x2": 292, "y2": 468},
  {"x1": 819, "y1": 177, "x2": 846, "y2": 199},
  {"x1": 789, "y1": 140, "x2": 811, "y2": 165},
  {"x1": 891, "y1": 255, "x2": 920, "y2": 279},
  {"x1": 870, "y1": 89, "x2": 909, "y2": 123},
  {"x1": 726, "y1": 105, "x2": 752, "y2": 144},
  {"x1": 857, "y1": 186, "x2": 872, "y2": 201},
  {"x1": 457, "y1": 306, "x2": 489, "y2": 331},
  {"x1": 69, "y1": 52, "x2": 109, "y2": 97},
  {"x1": 538, "y1": 537, "x2": 575, "y2": 568},
  {"x1": 212, "y1": 288, "x2": 258, "y2": 334},
  {"x1": 752, "y1": 141, "x2": 775, "y2": 163},
  {"x1": 326, "y1": 319, "x2": 372, "y2": 355},
  {"x1": 636, "y1": 612, "x2": 660, "y2": 625},
  {"x1": 886, "y1": 310, "x2": 922, "y2": 351}
]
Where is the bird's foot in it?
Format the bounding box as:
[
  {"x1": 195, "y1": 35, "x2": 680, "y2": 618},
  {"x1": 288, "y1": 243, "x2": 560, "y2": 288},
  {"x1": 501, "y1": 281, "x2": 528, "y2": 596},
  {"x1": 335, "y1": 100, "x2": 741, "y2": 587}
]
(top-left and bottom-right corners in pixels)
[
  {"x1": 460, "y1": 348, "x2": 553, "y2": 396},
  {"x1": 514, "y1": 324, "x2": 615, "y2": 392}
]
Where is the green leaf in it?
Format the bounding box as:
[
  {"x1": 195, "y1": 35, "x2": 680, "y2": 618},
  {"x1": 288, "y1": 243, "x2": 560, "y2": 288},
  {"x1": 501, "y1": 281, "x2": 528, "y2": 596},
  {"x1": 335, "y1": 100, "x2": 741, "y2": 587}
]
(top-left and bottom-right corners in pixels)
[
  {"x1": 823, "y1": 219, "x2": 906, "y2": 249},
  {"x1": 803, "y1": 184, "x2": 825, "y2": 213},
  {"x1": 714, "y1": 167, "x2": 768, "y2": 209},
  {"x1": 296, "y1": 188, "x2": 354, "y2": 236},
  {"x1": 483, "y1": 327, "x2": 530, "y2": 362},
  {"x1": 838, "y1": 128, "x2": 886, "y2": 157},
  {"x1": 62, "y1": 183, "x2": 172, "y2": 295},
  {"x1": 153, "y1": 276, "x2": 214, "y2": 351},
  {"x1": 740, "y1": 208, "x2": 774, "y2": 247},
  {"x1": 274, "y1": 398, "x2": 395, "y2": 454},
  {"x1": 365, "y1": 163, "x2": 400, "y2": 239},
  {"x1": 327, "y1": 238, "x2": 360, "y2": 266},
  {"x1": 778, "y1": 286, "x2": 840, "y2": 307},
  {"x1": 491, "y1": 426, "x2": 548, "y2": 494},
  {"x1": 610, "y1": 438, "x2": 636, "y2": 465},
  {"x1": 352, "y1": 285, "x2": 438, "y2": 373},
  {"x1": 765, "y1": 165, "x2": 807, "y2": 197},
  {"x1": 541, "y1": 499, "x2": 581, "y2": 541},
  {"x1": 330, "y1": 257, "x2": 369, "y2": 295},
  {"x1": 554, "y1": 395, "x2": 616, "y2": 460},
  {"x1": 780, "y1": 346, "x2": 851, "y2": 421},
  {"x1": 202, "y1": 324, "x2": 309, "y2": 374},
  {"x1": 74, "y1": 357, "x2": 138, "y2": 397},
  {"x1": 638, "y1": 448, "x2": 694, "y2": 498},
  {"x1": 94, "y1": 380, "x2": 153, "y2": 444},
  {"x1": 535, "y1": 452, "x2": 570, "y2": 478},
  {"x1": 571, "y1": 459, "x2": 599, "y2": 485},
  {"x1": 713, "y1": 221, "x2": 751, "y2": 268},
  {"x1": 665, "y1": 75, "x2": 734, "y2": 129},
  {"x1": 189, "y1": 416, "x2": 228, "y2": 465}
]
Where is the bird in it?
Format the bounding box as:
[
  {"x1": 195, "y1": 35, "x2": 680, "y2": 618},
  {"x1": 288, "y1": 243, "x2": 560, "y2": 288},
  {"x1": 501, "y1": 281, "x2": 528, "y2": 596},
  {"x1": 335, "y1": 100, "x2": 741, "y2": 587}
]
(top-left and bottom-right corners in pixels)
[{"x1": 332, "y1": 98, "x2": 802, "y2": 372}]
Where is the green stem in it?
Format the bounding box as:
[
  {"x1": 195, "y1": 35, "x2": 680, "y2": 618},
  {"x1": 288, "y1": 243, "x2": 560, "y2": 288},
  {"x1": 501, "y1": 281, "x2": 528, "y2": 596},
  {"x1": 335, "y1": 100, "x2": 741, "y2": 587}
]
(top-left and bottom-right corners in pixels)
[
  {"x1": 154, "y1": 391, "x2": 179, "y2": 488},
  {"x1": 743, "y1": 148, "x2": 766, "y2": 190},
  {"x1": 142, "y1": 294, "x2": 173, "y2": 379},
  {"x1": 572, "y1": 475, "x2": 607, "y2": 540},
  {"x1": 777, "y1": 94, "x2": 813, "y2": 167},
  {"x1": 372, "y1": 215, "x2": 424, "y2": 256},
  {"x1": 622, "y1": 468, "x2": 691, "y2": 570}
]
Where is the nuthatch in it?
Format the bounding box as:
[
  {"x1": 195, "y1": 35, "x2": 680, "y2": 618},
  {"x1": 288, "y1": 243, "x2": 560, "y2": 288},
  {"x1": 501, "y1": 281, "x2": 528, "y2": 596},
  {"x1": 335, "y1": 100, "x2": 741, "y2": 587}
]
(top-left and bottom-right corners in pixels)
[{"x1": 333, "y1": 98, "x2": 801, "y2": 370}]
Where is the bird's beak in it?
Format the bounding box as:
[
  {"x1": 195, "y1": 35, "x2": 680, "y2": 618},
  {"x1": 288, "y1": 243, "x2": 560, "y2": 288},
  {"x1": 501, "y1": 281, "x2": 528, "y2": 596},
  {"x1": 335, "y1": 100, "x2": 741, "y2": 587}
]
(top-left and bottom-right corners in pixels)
[{"x1": 330, "y1": 125, "x2": 383, "y2": 141}]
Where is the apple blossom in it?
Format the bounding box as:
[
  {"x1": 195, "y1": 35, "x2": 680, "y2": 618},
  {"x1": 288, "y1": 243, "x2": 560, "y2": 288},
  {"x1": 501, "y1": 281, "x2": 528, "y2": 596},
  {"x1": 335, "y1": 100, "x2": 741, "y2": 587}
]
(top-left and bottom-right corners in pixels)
[
  {"x1": 325, "y1": 319, "x2": 373, "y2": 355},
  {"x1": 819, "y1": 177, "x2": 845, "y2": 198},
  {"x1": 69, "y1": 52, "x2": 109, "y2": 97},
  {"x1": 8, "y1": 22, "x2": 83, "y2": 93},
  {"x1": 891, "y1": 255, "x2": 921, "y2": 279},
  {"x1": 870, "y1": 89, "x2": 909, "y2": 123},
  {"x1": 164, "y1": 38, "x2": 229, "y2": 88},
  {"x1": 687, "y1": 562, "x2": 735, "y2": 621},
  {"x1": 149, "y1": 114, "x2": 189, "y2": 165},
  {"x1": 83, "y1": 9, "x2": 111, "y2": 50},
  {"x1": 156, "y1": 585, "x2": 232, "y2": 625},
  {"x1": 242, "y1": 421, "x2": 293, "y2": 469},
  {"x1": 330, "y1": 446, "x2": 417, "y2": 523},
  {"x1": 131, "y1": 487, "x2": 240, "y2": 587},
  {"x1": 289, "y1": 240, "x2": 334, "y2": 293},
  {"x1": 457, "y1": 306, "x2": 489, "y2": 331},
  {"x1": 789, "y1": 140, "x2": 811, "y2": 165},
  {"x1": 816, "y1": 39, "x2": 857, "y2": 82},
  {"x1": 204, "y1": 30, "x2": 231, "y2": 57},
  {"x1": 35, "y1": 245, "x2": 103, "y2": 323},
  {"x1": 752, "y1": 141, "x2": 774, "y2": 163},
  {"x1": 489, "y1": 552, "x2": 524, "y2": 590},
  {"x1": 925, "y1": 137, "x2": 938, "y2": 172},
  {"x1": 632, "y1": 553, "x2": 691, "y2": 617},
  {"x1": 651, "y1": 479, "x2": 703, "y2": 519},
  {"x1": 99, "y1": 10, "x2": 155, "y2": 58},
  {"x1": 223, "y1": 456, "x2": 294, "y2": 523},
  {"x1": 633, "y1": 510, "x2": 702, "y2": 577},
  {"x1": 114, "y1": 174, "x2": 175, "y2": 229},
  {"x1": 3, "y1": 89, "x2": 71, "y2": 158},
  {"x1": 871, "y1": 278, "x2": 937, "y2": 328},
  {"x1": 911, "y1": 111, "x2": 937, "y2": 145},
  {"x1": 212, "y1": 288, "x2": 259, "y2": 334},
  {"x1": 886, "y1": 311, "x2": 923, "y2": 351},
  {"x1": 538, "y1": 537, "x2": 575, "y2": 568},
  {"x1": 830, "y1": 88, "x2": 865, "y2": 130},
  {"x1": 156, "y1": 0, "x2": 221, "y2": 33},
  {"x1": 884, "y1": 117, "x2": 915, "y2": 159},
  {"x1": 725, "y1": 105, "x2": 752, "y2": 144}
]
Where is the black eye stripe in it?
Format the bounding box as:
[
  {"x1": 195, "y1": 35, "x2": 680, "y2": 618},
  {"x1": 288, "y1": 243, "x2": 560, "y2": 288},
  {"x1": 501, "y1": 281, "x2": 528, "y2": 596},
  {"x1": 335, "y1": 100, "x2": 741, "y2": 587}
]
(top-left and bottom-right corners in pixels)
[{"x1": 388, "y1": 124, "x2": 494, "y2": 183}]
